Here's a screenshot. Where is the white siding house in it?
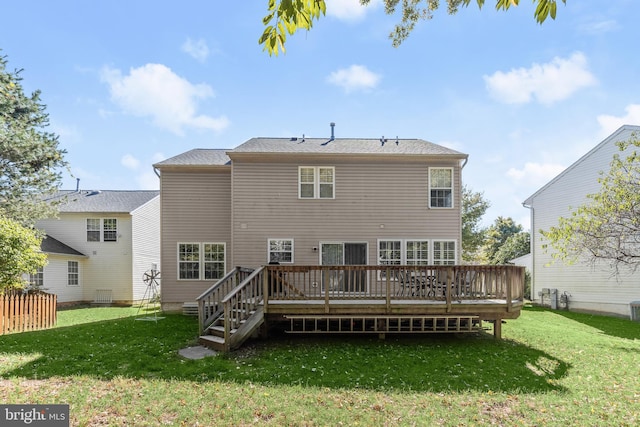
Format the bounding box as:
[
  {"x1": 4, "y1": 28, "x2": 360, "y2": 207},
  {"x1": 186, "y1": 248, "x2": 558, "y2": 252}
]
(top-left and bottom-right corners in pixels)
[
  {"x1": 523, "y1": 125, "x2": 640, "y2": 318},
  {"x1": 36, "y1": 190, "x2": 160, "y2": 305}
]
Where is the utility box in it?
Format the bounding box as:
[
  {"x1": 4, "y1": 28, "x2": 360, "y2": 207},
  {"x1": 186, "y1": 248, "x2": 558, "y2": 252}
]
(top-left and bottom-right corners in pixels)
[
  {"x1": 631, "y1": 301, "x2": 640, "y2": 321},
  {"x1": 550, "y1": 288, "x2": 558, "y2": 310}
]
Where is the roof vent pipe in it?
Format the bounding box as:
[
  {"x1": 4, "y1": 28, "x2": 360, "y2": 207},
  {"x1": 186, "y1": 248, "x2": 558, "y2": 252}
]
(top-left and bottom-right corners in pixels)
[{"x1": 330, "y1": 122, "x2": 335, "y2": 141}]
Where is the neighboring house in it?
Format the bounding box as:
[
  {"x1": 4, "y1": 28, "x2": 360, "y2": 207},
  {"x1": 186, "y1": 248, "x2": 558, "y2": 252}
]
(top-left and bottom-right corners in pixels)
[
  {"x1": 509, "y1": 253, "x2": 532, "y2": 273},
  {"x1": 35, "y1": 190, "x2": 160, "y2": 305},
  {"x1": 524, "y1": 125, "x2": 640, "y2": 317},
  {"x1": 154, "y1": 133, "x2": 469, "y2": 311}
]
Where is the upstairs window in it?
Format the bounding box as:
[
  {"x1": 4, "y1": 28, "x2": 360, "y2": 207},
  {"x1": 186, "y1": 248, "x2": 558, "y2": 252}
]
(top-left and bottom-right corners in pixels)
[
  {"x1": 87, "y1": 219, "x2": 100, "y2": 242},
  {"x1": 299, "y1": 167, "x2": 334, "y2": 199},
  {"x1": 87, "y1": 218, "x2": 118, "y2": 242},
  {"x1": 103, "y1": 219, "x2": 117, "y2": 242},
  {"x1": 429, "y1": 168, "x2": 453, "y2": 208}
]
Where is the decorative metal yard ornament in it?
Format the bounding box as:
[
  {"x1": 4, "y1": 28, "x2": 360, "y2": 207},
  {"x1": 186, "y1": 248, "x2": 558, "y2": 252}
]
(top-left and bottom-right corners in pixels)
[{"x1": 136, "y1": 268, "x2": 164, "y2": 321}]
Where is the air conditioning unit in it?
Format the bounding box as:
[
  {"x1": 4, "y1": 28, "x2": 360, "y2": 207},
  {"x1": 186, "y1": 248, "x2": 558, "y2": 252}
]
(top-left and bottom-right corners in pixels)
[
  {"x1": 630, "y1": 301, "x2": 640, "y2": 321},
  {"x1": 541, "y1": 288, "x2": 550, "y2": 295}
]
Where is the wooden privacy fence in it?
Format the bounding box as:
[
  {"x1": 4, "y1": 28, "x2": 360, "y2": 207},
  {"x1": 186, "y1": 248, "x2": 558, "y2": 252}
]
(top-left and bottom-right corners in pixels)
[{"x1": 0, "y1": 292, "x2": 57, "y2": 335}]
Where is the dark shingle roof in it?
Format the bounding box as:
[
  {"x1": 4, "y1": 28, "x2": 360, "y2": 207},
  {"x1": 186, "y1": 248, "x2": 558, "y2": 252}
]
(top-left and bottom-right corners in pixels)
[
  {"x1": 45, "y1": 190, "x2": 159, "y2": 213},
  {"x1": 154, "y1": 149, "x2": 231, "y2": 167},
  {"x1": 231, "y1": 137, "x2": 467, "y2": 157},
  {"x1": 41, "y1": 235, "x2": 86, "y2": 256}
]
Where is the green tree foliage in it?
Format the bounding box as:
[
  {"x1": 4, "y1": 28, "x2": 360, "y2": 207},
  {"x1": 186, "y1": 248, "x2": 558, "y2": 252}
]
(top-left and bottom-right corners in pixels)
[
  {"x1": 493, "y1": 231, "x2": 530, "y2": 265},
  {"x1": 542, "y1": 134, "x2": 640, "y2": 273},
  {"x1": 0, "y1": 53, "x2": 67, "y2": 226},
  {"x1": 461, "y1": 185, "x2": 490, "y2": 262},
  {"x1": 0, "y1": 216, "x2": 47, "y2": 292},
  {"x1": 482, "y1": 216, "x2": 524, "y2": 264},
  {"x1": 261, "y1": 0, "x2": 566, "y2": 55}
]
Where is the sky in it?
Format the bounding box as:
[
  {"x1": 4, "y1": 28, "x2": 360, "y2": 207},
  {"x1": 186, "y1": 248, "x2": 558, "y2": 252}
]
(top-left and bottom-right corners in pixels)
[{"x1": 2, "y1": 0, "x2": 640, "y2": 229}]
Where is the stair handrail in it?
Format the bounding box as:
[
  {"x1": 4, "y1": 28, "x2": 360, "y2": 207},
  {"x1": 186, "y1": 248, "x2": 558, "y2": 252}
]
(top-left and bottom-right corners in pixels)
[
  {"x1": 196, "y1": 266, "x2": 254, "y2": 334},
  {"x1": 221, "y1": 266, "x2": 265, "y2": 352}
]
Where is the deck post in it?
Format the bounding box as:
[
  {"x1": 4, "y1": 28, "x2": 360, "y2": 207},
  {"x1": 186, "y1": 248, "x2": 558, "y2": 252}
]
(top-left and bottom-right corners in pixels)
[
  {"x1": 385, "y1": 268, "x2": 391, "y2": 312},
  {"x1": 324, "y1": 267, "x2": 330, "y2": 313},
  {"x1": 263, "y1": 267, "x2": 269, "y2": 314},
  {"x1": 493, "y1": 319, "x2": 502, "y2": 339}
]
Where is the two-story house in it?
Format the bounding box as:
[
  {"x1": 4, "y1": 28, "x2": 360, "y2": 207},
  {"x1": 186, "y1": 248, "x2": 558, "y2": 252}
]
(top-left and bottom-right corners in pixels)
[
  {"x1": 36, "y1": 190, "x2": 160, "y2": 305},
  {"x1": 155, "y1": 135, "x2": 468, "y2": 311},
  {"x1": 524, "y1": 125, "x2": 640, "y2": 318},
  {"x1": 155, "y1": 131, "x2": 525, "y2": 350}
]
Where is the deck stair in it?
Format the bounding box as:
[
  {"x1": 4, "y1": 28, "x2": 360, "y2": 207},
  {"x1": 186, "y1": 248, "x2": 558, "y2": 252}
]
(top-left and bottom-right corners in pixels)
[
  {"x1": 199, "y1": 305, "x2": 264, "y2": 352},
  {"x1": 284, "y1": 315, "x2": 482, "y2": 334}
]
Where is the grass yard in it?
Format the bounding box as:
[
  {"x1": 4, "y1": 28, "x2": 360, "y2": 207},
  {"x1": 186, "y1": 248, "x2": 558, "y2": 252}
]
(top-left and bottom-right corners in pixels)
[{"x1": 1, "y1": 305, "x2": 639, "y2": 426}]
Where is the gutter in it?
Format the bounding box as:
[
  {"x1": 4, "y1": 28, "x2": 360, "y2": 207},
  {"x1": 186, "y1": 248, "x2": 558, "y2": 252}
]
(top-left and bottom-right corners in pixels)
[{"x1": 522, "y1": 201, "x2": 534, "y2": 302}]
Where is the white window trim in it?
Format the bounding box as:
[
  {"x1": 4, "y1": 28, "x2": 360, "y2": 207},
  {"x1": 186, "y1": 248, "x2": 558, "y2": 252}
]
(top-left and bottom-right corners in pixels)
[
  {"x1": 67, "y1": 261, "x2": 80, "y2": 286},
  {"x1": 432, "y1": 240, "x2": 457, "y2": 265},
  {"x1": 376, "y1": 239, "x2": 457, "y2": 265},
  {"x1": 298, "y1": 166, "x2": 335, "y2": 199},
  {"x1": 177, "y1": 242, "x2": 226, "y2": 281},
  {"x1": 428, "y1": 167, "x2": 454, "y2": 209},
  {"x1": 86, "y1": 217, "x2": 118, "y2": 242},
  {"x1": 267, "y1": 238, "x2": 294, "y2": 264},
  {"x1": 203, "y1": 242, "x2": 226, "y2": 280}
]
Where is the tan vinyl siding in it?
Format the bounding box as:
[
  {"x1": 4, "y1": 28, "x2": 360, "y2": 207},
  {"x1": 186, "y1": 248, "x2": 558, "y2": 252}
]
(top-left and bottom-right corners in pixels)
[
  {"x1": 231, "y1": 159, "x2": 462, "y2": 268},
  {"x1": 160, "y1": 170, "x2": 231, "y2": 303}
]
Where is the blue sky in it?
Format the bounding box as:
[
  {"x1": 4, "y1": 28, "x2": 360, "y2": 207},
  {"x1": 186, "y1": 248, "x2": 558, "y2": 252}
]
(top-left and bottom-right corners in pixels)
[{"x1": 2, "y1": 1, "x2": 640, "y2": 229}]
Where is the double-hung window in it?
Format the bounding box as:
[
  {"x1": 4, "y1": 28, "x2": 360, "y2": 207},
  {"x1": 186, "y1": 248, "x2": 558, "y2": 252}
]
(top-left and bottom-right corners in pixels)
[
  {"x1": 433, "y1": 240, "x2": 456, "y2": 265},
  {"x1": 268, "y1": 239, "x2": 294, "y2": 263},
  {"x1": 429, "y1": 167, "x2": 453, "y2": 208},
  {"x1": 178, "y1": 243, "x2": 226, "y2": 280},
  {"x1": 87, "y1": 219, "x2": 101, "y2": 242},
  {"x1": 86, "y1": 218, "x2": 118, "y2": 242},
  {"x1": 68, "y1": 261, "x2": 79, "y2": 286},
  {"x1": 29, "y1": 267, "x2": 44, "y2": 288},
  {"x1": 299, "y1": 167, "x2": 334, "y2": 199},
  {"x1": 406, "y1": 240, "x2": 430, "y2": 265},
  {"x1": 378, "y1": 239, "x2": 455, "y2": 267}
]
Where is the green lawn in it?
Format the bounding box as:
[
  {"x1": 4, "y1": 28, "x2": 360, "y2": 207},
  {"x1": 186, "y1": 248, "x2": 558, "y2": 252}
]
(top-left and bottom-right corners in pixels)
[{"x1": 1, "y1": 306, "x2": 639, "y2": 426}]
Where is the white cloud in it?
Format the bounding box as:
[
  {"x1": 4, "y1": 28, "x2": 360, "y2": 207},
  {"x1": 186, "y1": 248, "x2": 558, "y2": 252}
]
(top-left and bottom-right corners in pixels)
[
  {"x1": 506, "y1": 162, "x2": 566, "y2": 187},
  {"x1": 327, "y1": 64, "x2": 381, "y2": 93},
  {"x1": 578, "y1": 19, "x2": 619, "y2": 35},
  {"x1": 121, "y1": 154, "x2": 140, "y2": 170},
  {"x1": 484, "y1": 52, "x2": 597, "y2": 105},
  {"x1": 101, "y1": 63, "x2": 230, "y2": 135},
  {"x1": 597, "y1": 104, "x2": 640, "y2": 137},
  {"x1": 326, "y1": 0, "x2": 380, "y2": 22},
  {"x1": 182, "y1": 38, "x2": 210, "y2": 62}
]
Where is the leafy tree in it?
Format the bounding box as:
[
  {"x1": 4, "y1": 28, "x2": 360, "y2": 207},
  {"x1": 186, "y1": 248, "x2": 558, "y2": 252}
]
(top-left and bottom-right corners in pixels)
[
  {"x1": 461, "y1": 185, "x2": 490, "y2": 262},
  {"x1": 493, "y1": 231, "x2": 530, "y2": 265},
  {"x1": 482, "y1": 216, "x2": 523, "y2": 264},
  {"x1": 261, "y1": 0, "x2": 566, "y2": 55},
  {"x1": 0, "y1": 216, "x2": 47, "y2": 292},
  {"x1": 542, "y1": 134, "x2": 640, "y2": 273},
  {"x1": 0, "y1": 53, "x2": 67, "y2": 226}
]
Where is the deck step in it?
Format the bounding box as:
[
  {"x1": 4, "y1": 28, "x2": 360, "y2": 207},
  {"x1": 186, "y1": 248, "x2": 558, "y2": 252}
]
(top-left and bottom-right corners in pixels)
[{"x1": 199, "y1": 335, "x2": 226, "y2": 351}]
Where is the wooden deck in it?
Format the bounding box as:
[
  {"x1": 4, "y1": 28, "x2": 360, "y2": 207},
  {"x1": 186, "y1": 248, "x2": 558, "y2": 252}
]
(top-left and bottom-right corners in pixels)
[{"x1": 196, "y1": 265, "x2": 525, "y2": 352}]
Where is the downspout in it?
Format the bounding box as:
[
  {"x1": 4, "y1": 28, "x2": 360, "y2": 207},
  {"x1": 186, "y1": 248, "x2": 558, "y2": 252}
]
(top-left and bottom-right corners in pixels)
[{"x1": 522, "y1": 201, "x2": 534, "y2": 303}]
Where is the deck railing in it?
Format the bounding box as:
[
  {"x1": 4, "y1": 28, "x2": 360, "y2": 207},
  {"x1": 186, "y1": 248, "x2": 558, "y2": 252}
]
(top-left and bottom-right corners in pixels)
[
  {"x1": 263, "y1": 265, "x2": 524, "y2": 309},
  {"x1": 220, "y1": 267, "x2": 265, "y2": 351},
  {"x1": 196, "y1": 266, "x2": 254, "y2": 334}
]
